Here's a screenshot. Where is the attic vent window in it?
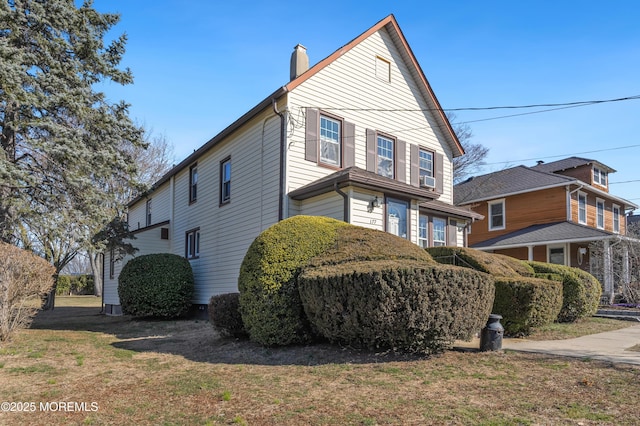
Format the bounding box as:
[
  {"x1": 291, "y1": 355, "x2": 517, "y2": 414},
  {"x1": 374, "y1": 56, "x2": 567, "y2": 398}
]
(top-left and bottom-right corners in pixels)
[{"x1": 375, "y1": 56, "x2": 391, "y2": 82}]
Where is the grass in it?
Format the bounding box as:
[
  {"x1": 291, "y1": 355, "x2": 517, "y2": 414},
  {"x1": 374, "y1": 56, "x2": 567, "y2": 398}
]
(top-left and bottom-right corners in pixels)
[{"x1": 0, "y1": 296, "x2": 638, "y2": 425}]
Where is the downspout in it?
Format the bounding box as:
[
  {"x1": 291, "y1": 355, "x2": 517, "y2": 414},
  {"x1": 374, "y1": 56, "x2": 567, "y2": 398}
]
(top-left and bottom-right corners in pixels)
[
  {"x1": 272, "y1": 98, "x2": 286, "y2": 221},
  {"x1": 567, "y1": 184, "x2": 584, "y2": 220},
  {"x1": 334, "y1": 182, "x2": 349, "y2": 223},
  {"x1": 101, "y1": 252, "x2": 105, "y2": 314}
]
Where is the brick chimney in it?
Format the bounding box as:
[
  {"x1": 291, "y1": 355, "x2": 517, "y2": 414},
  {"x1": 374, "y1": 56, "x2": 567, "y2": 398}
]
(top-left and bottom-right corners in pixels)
[{"x1": 290, "y1": 44, "x2": 309, "y2": 81}]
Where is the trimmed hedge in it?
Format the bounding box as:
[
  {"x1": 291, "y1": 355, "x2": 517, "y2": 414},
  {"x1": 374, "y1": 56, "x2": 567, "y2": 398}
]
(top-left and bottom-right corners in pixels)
[
  {"x1": 427, "y1": 247, "x2": 534, "y2": 277},
  {"x1": 118, "y1": 253, "x2": 194, "y2": 318},
  {"x1": 493, "y1": 276, "x2": 563, "y2": 335},
  {"x1": 528, "y1": 261, "x2": 602, "y2": 322},
  {"x1": 238, "y1": 216, "x2": 349, "y2": 346},
  {"x1": 238, "y1": 216, "x2": 436, "y2": 346},
  {"x1": 209, "y1": 293, "x2": 247, "y2": 338},
  {"x1": 298, "y1": 260, "x2": 495, "y2": 354}
]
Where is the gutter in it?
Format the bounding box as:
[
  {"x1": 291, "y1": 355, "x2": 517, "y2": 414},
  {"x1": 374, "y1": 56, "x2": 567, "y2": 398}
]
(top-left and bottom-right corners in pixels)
[
  {"x1": 334, "y1": 182, "x2": 350, "y2": 222},
  {"x1": 272, "y1": 98, "x2": 286, "y2": 221}
]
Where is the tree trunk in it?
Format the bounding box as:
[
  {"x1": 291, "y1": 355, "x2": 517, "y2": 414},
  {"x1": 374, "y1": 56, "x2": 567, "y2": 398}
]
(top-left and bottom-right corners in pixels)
[{"x1": 89, "y1": 250, "x2": 103, "y2": 298}]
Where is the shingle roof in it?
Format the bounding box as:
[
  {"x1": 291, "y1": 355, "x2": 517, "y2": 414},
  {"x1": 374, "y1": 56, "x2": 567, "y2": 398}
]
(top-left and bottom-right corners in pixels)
[
  {"x1": 471, "y1": 221, "x2": 615, "y2": 249},
  {"x1": 454, "y1": 165, "x2": 573, "y2": 205},
  {"x1": 531, "y1": 156, "x2": 616, "y2": 173}
]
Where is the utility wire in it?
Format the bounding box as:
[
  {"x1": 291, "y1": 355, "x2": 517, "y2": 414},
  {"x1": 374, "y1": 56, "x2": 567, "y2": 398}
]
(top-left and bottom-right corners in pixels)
[{"x1": 484, "y1": 144, "x2": 640, "y2": 166}]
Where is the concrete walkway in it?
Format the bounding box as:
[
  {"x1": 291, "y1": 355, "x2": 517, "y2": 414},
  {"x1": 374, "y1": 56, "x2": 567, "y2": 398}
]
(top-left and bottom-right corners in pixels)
[{"x1": 500, "y1": 324, "x2": 640, "y2": 366}]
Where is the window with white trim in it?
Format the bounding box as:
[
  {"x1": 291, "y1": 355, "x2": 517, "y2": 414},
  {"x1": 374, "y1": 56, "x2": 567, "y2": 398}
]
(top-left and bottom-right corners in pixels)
[
  {"x1": 549, "y1": 246, "x2": 565, "y2": 265},
  {"x1": 186, "y1": 228, "x2": 200, "y2": 259},
  {"x1": 419, "y1": 148, "x2": 434, "y2": 187},
  {"x1": 488, "y1": 199, "x2": 505, "y2": 231},
  {"x1": 377, "y1": 135, "x2": 394, "y2": 178},
  {"x1": 320, "y1": 115, "x2": 341, "y2": 166},
  {"x1": 596, "y1": 199, "x2": 605, "y2": 229},
  {"x1": 593, "y1": 167, "x2": 607, "y2": 187},
  {"x1": 433, "y1": 217, "x2": 446, "y2": 246},
  {"x1": 418, "y1": 214, "x2": 429, "y2": 248},
  {"x1": 109, "y1": 249, "x2": 115, "y2": 280},
  {"x1": 613, "y1": 204, "x2": 620, "y2": 233},
  {"x1": 578, "y1": 192, "x2": 587, "y2": 224}
]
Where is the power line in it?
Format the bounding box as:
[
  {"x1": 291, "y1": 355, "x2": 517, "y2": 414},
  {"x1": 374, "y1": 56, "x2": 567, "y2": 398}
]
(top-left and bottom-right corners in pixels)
[
  {"x1": 316, "y1": 94, "x2": 640, "y2": 114},
  {"x1": 610, "y1": 179, "x2": 640, "y2": 185},
  {"x1": 484, "y1": 144, "x2": 640, "y2": 166}
]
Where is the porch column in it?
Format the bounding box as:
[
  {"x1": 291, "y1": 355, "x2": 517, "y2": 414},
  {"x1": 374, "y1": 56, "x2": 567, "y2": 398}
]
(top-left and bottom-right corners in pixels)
[
  {"x1": 603, "y1": 240, "x2": 614, "y2": 304},
  {"x1": 527, "y1": 245, "x2": 534, "y2": 261},
  {"x1": 622, "y1": 245, "x2": 630, "y2": 285}
]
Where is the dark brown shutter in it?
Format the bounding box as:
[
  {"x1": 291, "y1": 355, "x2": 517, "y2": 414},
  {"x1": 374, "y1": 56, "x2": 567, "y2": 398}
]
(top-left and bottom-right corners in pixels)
[
  {"x1": 305, "y1": 108, "x2": 319, "y2": 162},
  {"x1": 343, "y1": 121, "x2": 355, "y2": 168},
  {"x1": 410, "y1": 144, "x2": 419, "y2": 187},
  {"x1": 366, "y1": 129, "x2": 376, "y2": 172},
  {"x1": 435, "y1": 152, "x2": 444, "y2": 194},
  {"x1": 448, "y1": 219, "x2": 458, "y2": 246},
  {"x1": 396, "y1": 140, "x2": 406, "y2": 183}
]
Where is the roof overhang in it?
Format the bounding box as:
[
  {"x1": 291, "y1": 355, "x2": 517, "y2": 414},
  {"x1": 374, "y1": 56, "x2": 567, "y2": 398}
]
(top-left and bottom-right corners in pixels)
[{"x1": 288, "y1": 167, "x2": 439, "y2": 202}]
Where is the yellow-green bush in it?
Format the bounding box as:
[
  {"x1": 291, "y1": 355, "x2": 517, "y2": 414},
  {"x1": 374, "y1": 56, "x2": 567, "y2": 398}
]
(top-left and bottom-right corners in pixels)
[
  {"x1": 493, "y1": 276, "x2": 563, "y2": 335},
  {"x1": 238, "y1": 216, "x2": 349, "y2": 346},
  {"x1": 298, "y1": 260, "x2": 494, "y2": 354},
  {"x1": 528, "y1": 261, "x2": 602, "y2": 322},
  {"x1": 427, "y1": 247, "x2": 534, "y2": 277}
]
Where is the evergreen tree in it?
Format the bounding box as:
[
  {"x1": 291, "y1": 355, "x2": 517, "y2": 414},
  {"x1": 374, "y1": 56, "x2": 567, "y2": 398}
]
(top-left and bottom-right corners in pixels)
[{"x1": 0, "y1": 0, "x2": 145, "y2": 307}]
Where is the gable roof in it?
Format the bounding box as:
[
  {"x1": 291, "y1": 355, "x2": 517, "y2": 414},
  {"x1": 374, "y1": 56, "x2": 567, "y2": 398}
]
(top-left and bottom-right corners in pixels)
[
  {"x1": 454, "y1": 165, "x2": 573, "y2": 205},
  {"x1": 285, "y1": 14, "x2": 463, "y2": 158},
  {"x1": 531, "y1": 156, "x2": 616, "y2": 174},
  {"x1": 471, "y1": 221, "x2": 617, "y2": 250},
  {"x1": 132, "y1": 15, "x2": 462, "y2": 206}
]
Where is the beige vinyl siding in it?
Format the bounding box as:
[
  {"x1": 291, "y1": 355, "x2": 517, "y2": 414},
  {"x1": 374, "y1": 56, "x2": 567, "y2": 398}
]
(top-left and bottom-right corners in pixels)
[
  {"x1": 103, "y1": 226, "x2": 171, "y2": 306},
  {"x1": 128, "y1": 182, "x2": 172, "y2": 231},
  {"x1": 297, "y1": 192, "x2": 344, "y2": 220},
  {"x1": 350, "y1": 189, "x2": 384, "y2": 231},
  {"x1": 286, "y1": 27, "x2": 454, "y2": 204},
  {"x1": 169, "y1": 109, "x2": 282, "y2": 303}
]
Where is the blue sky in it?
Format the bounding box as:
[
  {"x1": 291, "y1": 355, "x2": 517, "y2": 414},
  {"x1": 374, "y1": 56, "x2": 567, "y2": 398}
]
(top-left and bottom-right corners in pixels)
[{"x1": 94, "y1": 1, "x2": 640, "y2": 212}]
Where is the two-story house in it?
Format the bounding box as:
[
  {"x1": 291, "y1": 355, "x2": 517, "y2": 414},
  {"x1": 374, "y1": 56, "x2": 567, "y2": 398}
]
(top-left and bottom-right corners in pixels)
[
  {"x1": 454, "y1": 157, "x2": 638, "y2": 301},
  {"x1": 102, "y1": 15, "x2": 481, "y2": 315}
]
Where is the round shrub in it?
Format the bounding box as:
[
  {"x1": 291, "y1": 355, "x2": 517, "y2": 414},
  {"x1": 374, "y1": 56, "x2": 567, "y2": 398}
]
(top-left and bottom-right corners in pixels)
[
  {"x1": 493, "y1": 276, "x2": 563, "y2": 335},
  {"x1": 238, "y1": 216, "x2": 349, "y2": 346},
  {"x1": 118, "y1": 253, "x2": 194, "y2": 318},
  {"x1": 298, "y1": 260, "x2": 495, "y2": 354},
  {"x1": 528, "y1": 261, "x2": 602, "y2": 322},
  {"x1": 209, "y1": 293, "x2": 247, "y2": 338}
]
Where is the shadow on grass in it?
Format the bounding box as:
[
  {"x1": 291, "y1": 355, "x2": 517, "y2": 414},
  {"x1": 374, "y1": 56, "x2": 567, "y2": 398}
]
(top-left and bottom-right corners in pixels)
[{"x1": 30, "y1": 306, "x2": 431, "y2": 366}]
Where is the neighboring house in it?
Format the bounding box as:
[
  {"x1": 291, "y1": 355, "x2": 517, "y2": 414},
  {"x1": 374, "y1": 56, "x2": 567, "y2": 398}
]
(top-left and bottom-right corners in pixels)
[
  {"x1": 102, "y1": 15, "x2": 481, "y2": 315},
  {"x1": 454, "y1": 156, "x2": 639, "y2": 301}
]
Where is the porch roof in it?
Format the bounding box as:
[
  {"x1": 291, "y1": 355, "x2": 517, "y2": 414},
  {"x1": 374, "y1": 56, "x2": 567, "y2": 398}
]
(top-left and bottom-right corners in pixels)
[{"x1": 471, "y1": 221, "x2": 617, "y2": 250}]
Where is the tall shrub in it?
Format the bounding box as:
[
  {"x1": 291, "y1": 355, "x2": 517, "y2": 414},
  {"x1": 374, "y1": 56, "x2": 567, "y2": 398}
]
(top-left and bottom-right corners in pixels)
[
  {"x1": 238, "y1": 216, "x2": 348, "y2": 346},
  {"x1": 0, "y1": 242, "x2": 55, "y2": 341},
  {"x1": 118, "y1": 253, "x2": 194, "y2": 318}
]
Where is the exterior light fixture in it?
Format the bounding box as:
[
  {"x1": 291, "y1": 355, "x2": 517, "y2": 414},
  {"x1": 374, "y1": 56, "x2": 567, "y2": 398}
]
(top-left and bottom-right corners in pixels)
[{"x1": 368, "y1": 196, "x2": 380, "y2": 212}]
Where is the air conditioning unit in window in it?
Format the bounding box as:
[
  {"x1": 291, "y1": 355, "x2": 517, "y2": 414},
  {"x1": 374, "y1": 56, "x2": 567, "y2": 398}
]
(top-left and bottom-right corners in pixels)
[{"x1": 420, "y1": 175, "x2": 436, "y2": 188}]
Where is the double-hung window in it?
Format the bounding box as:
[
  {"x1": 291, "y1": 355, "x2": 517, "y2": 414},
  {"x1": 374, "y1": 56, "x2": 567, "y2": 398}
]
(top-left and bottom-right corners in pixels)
[
  {"x1": 418, "y1": 214, "x2": 429, "y2": 248},
  {"x1": 377, "y1": 135, "x2": 394, "y2": 178},
  {"x1": 578, "y1": 193, "x2": 587, "y2": 224},
  {"x1": 189, "y1": 164, "x2": 198, "y2": 203},
  {"x1": 320, "y1": 115, "x2": 341, "y2": 166},
  {"x1": 488, "y1": 199, "x2": 505, "y2": 231},
  {"x1": 593, "y1": 167, "x2": 607, "y2": 186},
  {"x1": 433, "y1": 218, "x2": 446, "y2": 246},
  {"x1": 613, "y1": 205, "x2": 620, "y2": 233},
  {"x1": 145, "y1": 199, "x2": 152, "y2": 226},
  {"x1": 186, "y1": 228, "x2": 200, "y2": 259},
  {"x1": 419, "y1": 148, "x2": 435, "y2": 187},
  {"x1": 596, "y1": 199, "x2": 605, "y2": 229},
  {"x1": 220, "y1": 158, "x2": 231, "y2": 204}
]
